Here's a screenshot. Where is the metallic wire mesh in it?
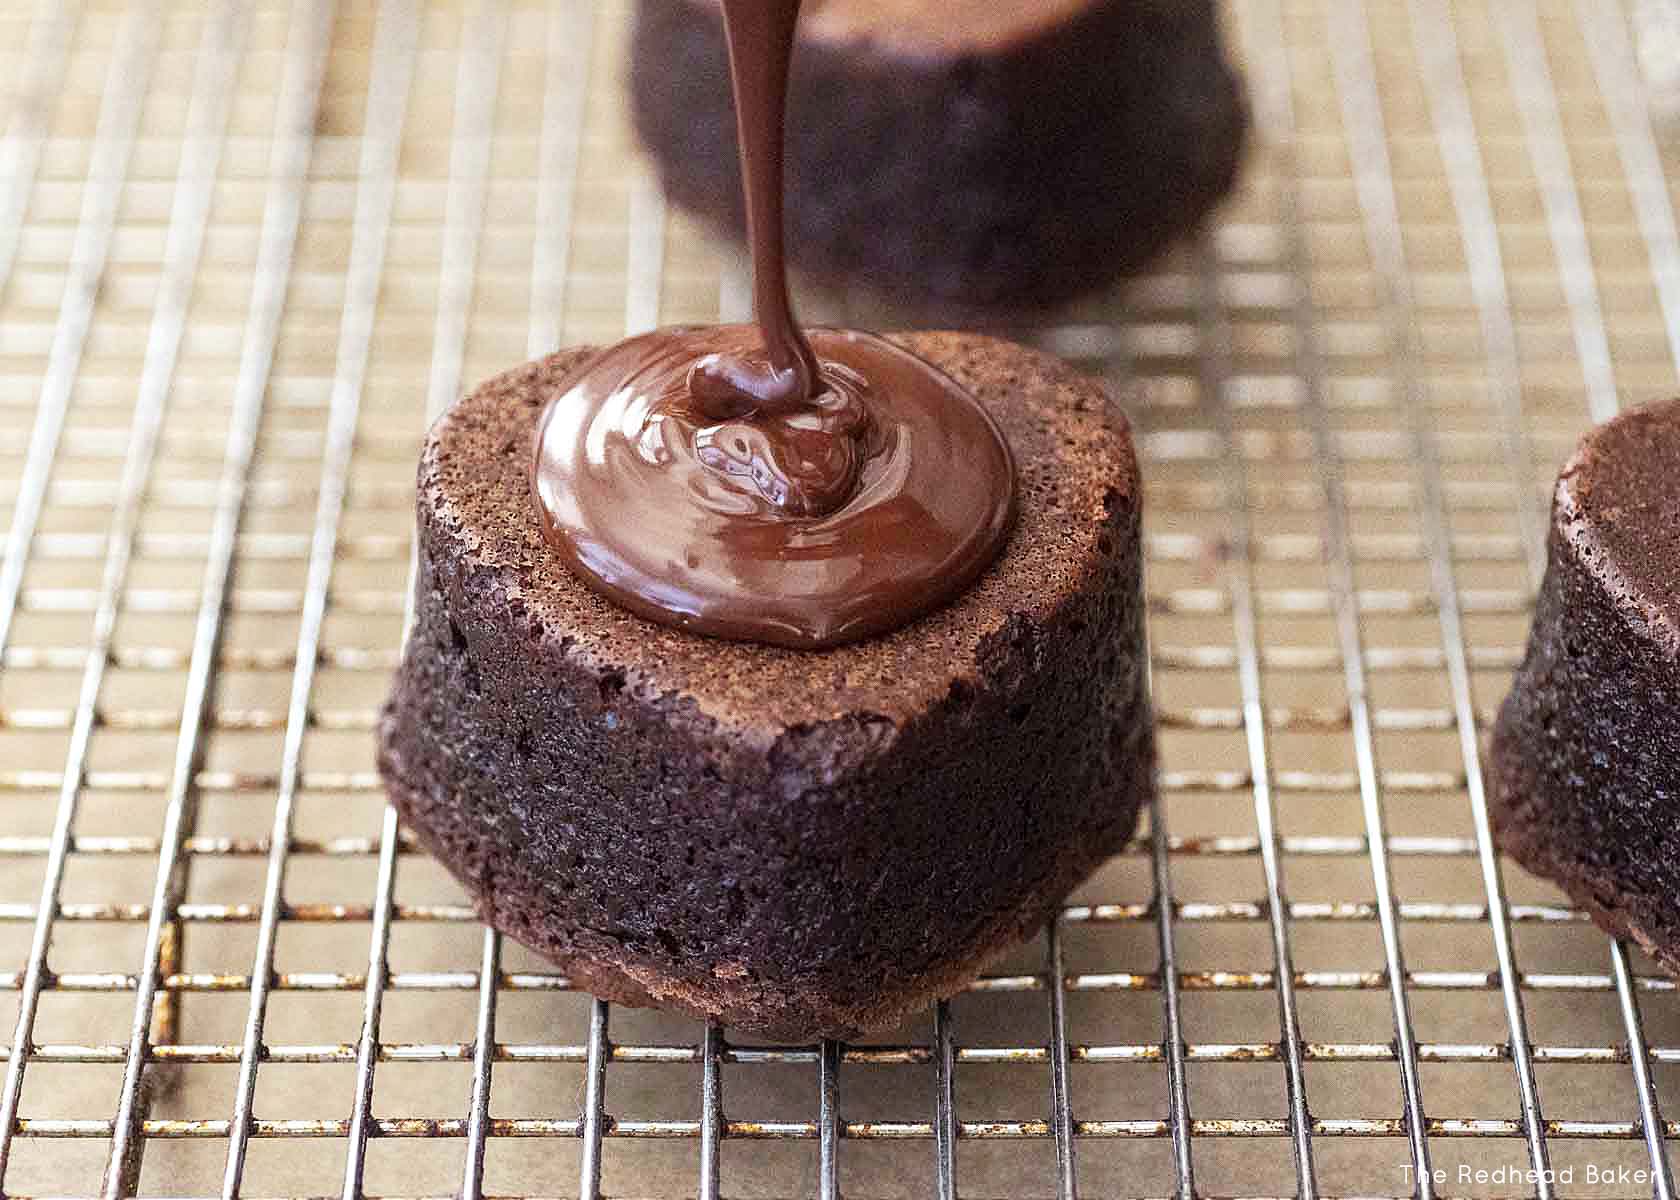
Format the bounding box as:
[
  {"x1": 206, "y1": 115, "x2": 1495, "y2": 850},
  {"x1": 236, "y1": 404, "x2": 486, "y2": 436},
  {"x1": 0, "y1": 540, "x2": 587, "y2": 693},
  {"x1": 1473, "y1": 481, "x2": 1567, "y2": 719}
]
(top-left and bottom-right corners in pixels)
[{"x1": 0, "y1": 0, "x2": 1678, "y2": 1195}]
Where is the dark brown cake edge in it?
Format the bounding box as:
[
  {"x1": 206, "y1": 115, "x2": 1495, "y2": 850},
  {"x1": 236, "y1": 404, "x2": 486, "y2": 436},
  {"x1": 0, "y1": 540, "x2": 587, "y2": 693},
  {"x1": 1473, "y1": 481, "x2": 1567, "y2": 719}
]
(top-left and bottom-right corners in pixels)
[
  {"x1": 1489, "y1": 800, "x2": 1680, "y2": 978},
  {"x1": 1486, "y1": 416, "x2": 1680, "y2": 978},
  {"x1": 379, "y1": 744, "x2": 1146, "y2": 1039}
]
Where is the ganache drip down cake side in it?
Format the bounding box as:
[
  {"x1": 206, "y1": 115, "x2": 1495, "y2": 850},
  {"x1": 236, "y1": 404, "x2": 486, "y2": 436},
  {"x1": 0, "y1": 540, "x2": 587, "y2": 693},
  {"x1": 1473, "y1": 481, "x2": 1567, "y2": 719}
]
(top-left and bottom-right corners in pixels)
[
  {"x1": 1490, "y1": 396, "x2": 1680, "y2": 973},
  {"x1": 378, "y1": 332, "x2": 1155, "y2": 1039}
]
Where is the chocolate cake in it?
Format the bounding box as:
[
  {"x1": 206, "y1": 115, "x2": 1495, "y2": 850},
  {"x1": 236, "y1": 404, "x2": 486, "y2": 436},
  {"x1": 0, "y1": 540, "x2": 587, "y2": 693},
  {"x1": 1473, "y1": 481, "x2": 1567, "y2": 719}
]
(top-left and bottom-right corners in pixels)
[
  {"x1": 629, "y1": 0, "x2": 1250, "y2": 312},
  {"x1": 378, "y1": 332, "x2": 1153, "y2": 1039},
  {"x1": 1489, "y1": 397, "x2": 1680, "y2": 971}
]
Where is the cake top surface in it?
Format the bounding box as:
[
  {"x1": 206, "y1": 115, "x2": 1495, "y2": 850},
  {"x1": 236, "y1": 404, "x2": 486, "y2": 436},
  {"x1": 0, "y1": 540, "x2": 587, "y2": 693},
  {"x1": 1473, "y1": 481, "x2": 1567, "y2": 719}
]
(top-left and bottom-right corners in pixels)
[
  {"x1": 421, "y1": 331, "x2": 1140, "y2": 736},
  {"x1": 1557, "y1": 395, "x2": 1680, "y2": 651}
]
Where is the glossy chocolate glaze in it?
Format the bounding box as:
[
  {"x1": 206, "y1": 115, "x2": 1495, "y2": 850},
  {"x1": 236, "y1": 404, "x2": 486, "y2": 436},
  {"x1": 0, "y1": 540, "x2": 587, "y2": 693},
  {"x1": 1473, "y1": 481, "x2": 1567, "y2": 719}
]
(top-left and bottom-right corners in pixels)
[
  {"x1": 531, "y1": 0, "x2": 1016, "y2": 648},
  {"x1": 532, "y1": 326, "x2": 1014, "y2": 649}
]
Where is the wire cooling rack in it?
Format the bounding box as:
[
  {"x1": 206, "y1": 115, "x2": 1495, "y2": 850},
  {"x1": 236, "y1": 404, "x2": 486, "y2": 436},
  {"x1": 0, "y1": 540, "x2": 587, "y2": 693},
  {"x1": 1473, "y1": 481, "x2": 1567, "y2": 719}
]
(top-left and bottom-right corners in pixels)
[{"x1": 0, "y1": 0, "x2": 1678, "y2": 1196}]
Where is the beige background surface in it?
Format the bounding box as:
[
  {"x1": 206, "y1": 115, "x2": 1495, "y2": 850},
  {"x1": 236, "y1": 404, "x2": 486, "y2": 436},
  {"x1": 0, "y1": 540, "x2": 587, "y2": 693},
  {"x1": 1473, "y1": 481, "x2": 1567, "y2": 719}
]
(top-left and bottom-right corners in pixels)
[{"x1": 0, "y1": 0, "x2": 1679, "y2": 1196}]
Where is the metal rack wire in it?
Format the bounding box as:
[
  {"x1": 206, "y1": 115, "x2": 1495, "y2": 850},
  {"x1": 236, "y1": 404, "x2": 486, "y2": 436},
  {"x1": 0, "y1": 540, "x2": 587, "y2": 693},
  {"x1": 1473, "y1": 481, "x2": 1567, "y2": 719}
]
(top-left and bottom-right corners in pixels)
[{"x1": 0, "y1": 0, "x2": 1678, "y2": 1196}]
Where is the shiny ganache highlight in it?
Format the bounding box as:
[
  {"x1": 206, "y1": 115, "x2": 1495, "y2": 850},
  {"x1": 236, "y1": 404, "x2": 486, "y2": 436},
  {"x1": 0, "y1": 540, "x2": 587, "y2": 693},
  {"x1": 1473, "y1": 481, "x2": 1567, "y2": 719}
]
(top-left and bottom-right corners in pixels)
[{"x1": 530, "y1": 0, "x2": 1017, "y2": 648}]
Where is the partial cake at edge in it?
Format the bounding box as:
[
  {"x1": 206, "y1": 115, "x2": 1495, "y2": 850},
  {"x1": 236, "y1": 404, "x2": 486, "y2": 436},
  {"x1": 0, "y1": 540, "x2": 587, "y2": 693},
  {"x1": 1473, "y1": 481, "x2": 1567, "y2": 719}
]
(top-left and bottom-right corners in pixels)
[
  {"x1": 378, "y1": 332, "x2": 1153, "y2": 1040},
  {"x1": 1489, "y1": 396, "x2": 1680, "y2": 971},
  {"x1": 630, "y1": 0, "x2": 1249, "y2": 313}
]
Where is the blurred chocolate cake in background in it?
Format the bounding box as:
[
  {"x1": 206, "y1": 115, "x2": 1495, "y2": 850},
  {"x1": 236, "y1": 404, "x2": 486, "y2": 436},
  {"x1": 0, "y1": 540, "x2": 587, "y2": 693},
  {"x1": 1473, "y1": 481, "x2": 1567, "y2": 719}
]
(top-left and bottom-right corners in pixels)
[{"x1": 630, "y1": 0, "x2": 1249, "y2": 312}]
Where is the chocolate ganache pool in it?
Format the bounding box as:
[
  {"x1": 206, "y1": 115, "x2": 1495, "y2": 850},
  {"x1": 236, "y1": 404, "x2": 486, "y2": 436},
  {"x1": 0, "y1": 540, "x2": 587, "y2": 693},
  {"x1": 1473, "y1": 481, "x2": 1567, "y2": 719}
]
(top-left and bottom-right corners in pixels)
[
  {"x1": 532, "y1": 324, "x2": 1015, "y2": 648},
  {"x1": 530, "y1": 0, "x2": 1016, "y2": 649}
]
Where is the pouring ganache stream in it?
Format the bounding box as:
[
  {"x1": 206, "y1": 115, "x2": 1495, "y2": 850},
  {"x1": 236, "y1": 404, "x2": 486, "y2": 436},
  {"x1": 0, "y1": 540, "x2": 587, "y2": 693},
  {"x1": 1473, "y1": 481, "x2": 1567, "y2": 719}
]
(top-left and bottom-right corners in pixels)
[{"x1": 532, "y1": 0, "x2": 1016, "y2": 649}]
